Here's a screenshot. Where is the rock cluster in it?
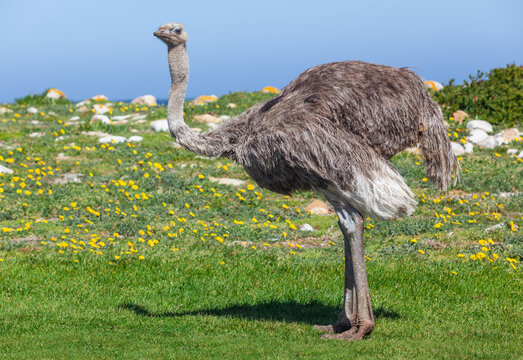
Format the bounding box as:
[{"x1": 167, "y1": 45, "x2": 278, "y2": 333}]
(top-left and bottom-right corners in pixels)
[
  {"x1": 445, "y1": 110, "x2": 521, "y2": 155},
  {"x1": 465, "y1": 118, "x2": 520, "y2": 150}
]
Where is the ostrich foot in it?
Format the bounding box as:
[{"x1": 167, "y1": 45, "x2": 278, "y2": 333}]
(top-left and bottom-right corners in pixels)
[
  {"x1": 313, "y1": 320, "x2": 351, "y2": 334},
  {"x1": 321, "y1": 322, "x2": 373, "y2": 340}
]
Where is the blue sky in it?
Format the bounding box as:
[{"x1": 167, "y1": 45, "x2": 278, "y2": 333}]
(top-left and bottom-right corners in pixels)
[{"x1": 0, "y1": 0, "x2": 521, "y2": 103}]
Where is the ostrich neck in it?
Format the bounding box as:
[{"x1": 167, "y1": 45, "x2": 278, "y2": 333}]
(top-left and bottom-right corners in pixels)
[
  {"x1": 165, "y1": 43, "x2": 232, "y2": 158},
  {"x1": 167, "y1": 44, "x2": 189, "y2": 135}
]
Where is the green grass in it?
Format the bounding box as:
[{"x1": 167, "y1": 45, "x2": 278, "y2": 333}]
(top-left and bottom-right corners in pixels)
[
  {"x1": 1, "y1": 249, "x2": 521, "y2": 359},
  {"x1": 0, "y1": 87, "x2": 522, "y2": 359}
]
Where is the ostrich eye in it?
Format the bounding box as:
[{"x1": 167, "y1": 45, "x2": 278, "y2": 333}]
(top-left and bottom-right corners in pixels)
[{"x1": 172, "y1": 27, "x2": 182, "y2": 35}]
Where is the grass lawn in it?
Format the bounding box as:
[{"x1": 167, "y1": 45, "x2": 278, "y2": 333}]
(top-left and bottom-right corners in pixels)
[{"x1": 0, "y1": 89, "x2": 521, "y2": 359}]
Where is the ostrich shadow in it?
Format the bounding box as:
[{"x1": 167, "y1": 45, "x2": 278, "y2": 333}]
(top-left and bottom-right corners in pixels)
[{"x1": 119, "y1": 300, "x2": 399, "y2": 325}]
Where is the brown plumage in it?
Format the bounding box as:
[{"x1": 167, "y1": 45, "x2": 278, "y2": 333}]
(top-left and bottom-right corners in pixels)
[{"x1": 155, "y1": 22, "x2": 459, "y2": 340}]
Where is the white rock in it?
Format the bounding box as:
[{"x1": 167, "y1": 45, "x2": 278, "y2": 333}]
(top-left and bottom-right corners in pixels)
[
  {"x1": 91, "y1": 114, "x2": 111, "y2": 125},
  {"x1": 46, "y1": 88, "x2": 66, "y2": 99},
  {"x1": 98, "y1": 135, "x2": 127, "y2": 144},
  {"x1": 507, "y1": 149, "x2": 518, "y2": 155},
  {"x1": 112, "y1": 114, "x2": 132, "y2": 121},
  {"x1": 69, "y1": 116, "x2": 80, "y2": 121},
  {"x1": 299, "y1": 223, "x2": 314, "y2": 232},
  {"x1": 91, "y1": 94, "x2": 108, "y2": 101},
  {"x1": 27, "y1": 107, "x2": 38, "y2": 114},
  {"x1": 151, "y1": 119, "x2": 169, "y2": 132},
  {"x1": 207, "y1": 123, "x2": 219, "y2": 129},
  {"x1": 31, "y1": 120, "x2": 40, "y2": 125},
  {"x1": 29, "y1": 132, "x2": 43, "y2": 138},
  {"x1": 227, "y1": 103, "x2": 237, "y2": 108},
  {"x1": 467, "y1": 129, "x2": 489, "y2": 144},
  {"x1": 0, "y1": 107, "x2": 12, "y2": 114},
  {"x1": 83, "y1": 131, "x2": 111, "y2": 137},
  {"x1": 129, "y1": 114, "x2": 147, "y2": 121},
  {"x1": 219, "y1": 115, "x2": 231, "y2": 121},
  {"x1": 477, "y1": 135, "x2": 502, "y2": 149},
  {"x1": 208, "y1": 177, "x2": 246, "y2": 186},
  {"x1": 451, "y1": 142, "x2": 465, "y2": 156},
  {"x1": 484, "y1": 223, "x2": 505, "y2": 232},
  {"x1": 76, "y1": 101, "x2": 89, "y2": 107},
  {"x1": 464, "y1": 142, "x2": 474, "y2": 153},
  {"x1": 127, "y1": 135, "x2": 143, "y2": 142},
  {"x1": 0, "y1": 164, "x2": 14, "y2": 174},
  {"x1": 92, "y1": 104, "x2": 111, "y2": 115},
  {"x1": 425, "y1": 80, "x2": 444, "y2": 91},
  {"x1": 519, "y1": 151, "x2": 523, "y2": 159},
  {"x1": 53, "y1": 173, "x2": 84, "y2": 184},
  {"x1": 466, "y1": 120, "x2": 493, "y2": 133},
  {"x1": 131, "y1": 95, "x2": 157, "y2": 106}
]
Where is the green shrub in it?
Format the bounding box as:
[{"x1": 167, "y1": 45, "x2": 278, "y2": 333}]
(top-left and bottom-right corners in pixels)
[
  {"x1": 15, "y1": 89, "x2": 73, "y2": 106},
  {"x1": 432, "y1": 64, "x2": 522, "y2": 127}
]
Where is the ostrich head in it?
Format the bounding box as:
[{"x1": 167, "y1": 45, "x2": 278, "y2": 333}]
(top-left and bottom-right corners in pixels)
[{"x1": 154, "y1": 22, "x2": 188, "y2": 47}]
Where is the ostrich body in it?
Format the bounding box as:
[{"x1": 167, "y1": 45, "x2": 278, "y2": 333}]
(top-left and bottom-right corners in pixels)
[{"x1": 155, "y1": 23, "x2": 458, "y2": 340}]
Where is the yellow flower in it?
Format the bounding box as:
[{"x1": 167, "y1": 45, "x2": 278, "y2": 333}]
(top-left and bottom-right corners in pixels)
[
  {"x1": 138, "y1": 255, "x2": 145, "y2": 260},
  {"x1": 418, "y1": 249, "x2": 425, "y2": 254}
]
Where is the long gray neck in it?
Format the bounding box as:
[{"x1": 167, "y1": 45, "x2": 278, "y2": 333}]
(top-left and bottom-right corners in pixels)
[
  {"x1": 166, "y1": 43, "x2": 227, "y2": 157},
  {"x1": 167, "y1": 44, "x2": 190, "y2": 136}
]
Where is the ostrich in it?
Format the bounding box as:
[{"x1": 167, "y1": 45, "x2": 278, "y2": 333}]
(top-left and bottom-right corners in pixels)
[{"x1": 154, "y1": 22, "x2": 458, "y2": 340}]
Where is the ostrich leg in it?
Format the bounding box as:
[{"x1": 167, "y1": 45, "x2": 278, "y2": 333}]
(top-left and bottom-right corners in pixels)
[{"x1": 315, "y1": 203, "x2": 375, "y2": 340}]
